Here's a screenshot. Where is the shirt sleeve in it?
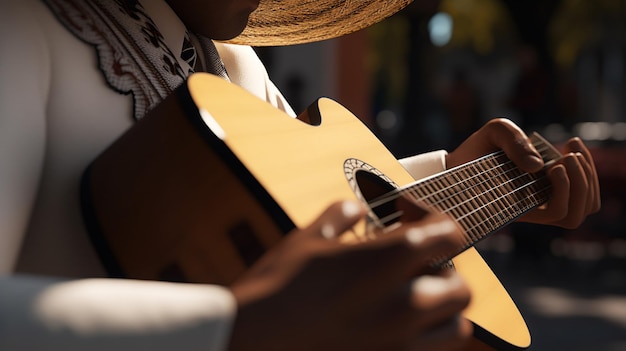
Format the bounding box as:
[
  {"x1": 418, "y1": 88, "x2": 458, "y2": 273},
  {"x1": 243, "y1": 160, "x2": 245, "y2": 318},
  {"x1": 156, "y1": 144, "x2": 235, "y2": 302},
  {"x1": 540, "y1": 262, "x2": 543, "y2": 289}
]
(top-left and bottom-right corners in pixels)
[
  {"x1": 0, "y1": 275, "x2": 237, "y2": 351},
  {"x1": 398, "y1": 150, "x2": 448, "y2": 180}
]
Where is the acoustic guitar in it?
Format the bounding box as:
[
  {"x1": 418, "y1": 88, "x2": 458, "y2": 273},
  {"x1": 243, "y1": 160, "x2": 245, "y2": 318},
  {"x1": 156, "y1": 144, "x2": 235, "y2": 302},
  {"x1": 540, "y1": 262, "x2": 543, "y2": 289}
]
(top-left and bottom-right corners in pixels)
[{"x1": 82, "y1": 73, "x2": 560, "y2": 350}]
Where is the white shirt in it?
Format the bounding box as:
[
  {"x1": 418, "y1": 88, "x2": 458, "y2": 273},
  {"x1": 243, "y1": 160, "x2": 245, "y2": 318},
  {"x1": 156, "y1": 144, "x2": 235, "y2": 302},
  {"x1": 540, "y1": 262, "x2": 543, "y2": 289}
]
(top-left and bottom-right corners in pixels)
[{"x1": 0, "y1": 0, "x2": 446, "y2": 349}]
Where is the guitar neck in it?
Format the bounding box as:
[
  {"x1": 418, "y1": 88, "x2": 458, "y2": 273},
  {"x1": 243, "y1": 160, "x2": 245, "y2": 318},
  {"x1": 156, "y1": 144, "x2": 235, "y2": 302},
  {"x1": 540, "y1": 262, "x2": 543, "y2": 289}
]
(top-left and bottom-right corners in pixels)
[{"x1": 371, "y1": 133, "x2": 562, "y2": 254}]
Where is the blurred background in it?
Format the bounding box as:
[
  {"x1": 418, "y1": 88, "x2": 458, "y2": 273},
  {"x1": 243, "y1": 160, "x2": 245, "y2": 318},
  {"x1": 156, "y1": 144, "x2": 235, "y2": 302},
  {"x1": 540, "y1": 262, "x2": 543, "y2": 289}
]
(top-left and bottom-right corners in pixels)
[{"x1": 256, "y1": 0, "x2": 626, "y2": 349}]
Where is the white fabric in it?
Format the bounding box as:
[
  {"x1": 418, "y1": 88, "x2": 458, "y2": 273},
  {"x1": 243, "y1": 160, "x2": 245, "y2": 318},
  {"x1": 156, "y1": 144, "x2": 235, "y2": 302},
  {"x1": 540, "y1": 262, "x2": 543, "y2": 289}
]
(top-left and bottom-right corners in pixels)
[
  {"x1": 0, "y1": 275, "x2": 236, "y2": 351},
  {"x1": 0, "y1": 0, "x2": 447, "y2": 350},
  {"x1": 399, "y1": 150, "x2": 448, "y2": 180}
]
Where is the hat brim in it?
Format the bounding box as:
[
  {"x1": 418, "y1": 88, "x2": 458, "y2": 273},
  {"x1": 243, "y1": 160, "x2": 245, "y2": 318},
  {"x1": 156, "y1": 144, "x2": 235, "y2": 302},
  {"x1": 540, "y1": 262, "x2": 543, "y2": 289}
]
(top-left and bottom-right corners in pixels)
[{"x1": 226, "y1": 0, "x2": 413, "y2": 46}]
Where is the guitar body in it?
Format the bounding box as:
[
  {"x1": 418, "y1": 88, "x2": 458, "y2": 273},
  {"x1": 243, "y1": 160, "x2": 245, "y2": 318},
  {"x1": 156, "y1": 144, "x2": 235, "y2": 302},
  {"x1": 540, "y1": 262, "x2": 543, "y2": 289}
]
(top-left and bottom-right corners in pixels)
[{"x1": 82, "y1": 73, "x2": 530, "y2": 350}]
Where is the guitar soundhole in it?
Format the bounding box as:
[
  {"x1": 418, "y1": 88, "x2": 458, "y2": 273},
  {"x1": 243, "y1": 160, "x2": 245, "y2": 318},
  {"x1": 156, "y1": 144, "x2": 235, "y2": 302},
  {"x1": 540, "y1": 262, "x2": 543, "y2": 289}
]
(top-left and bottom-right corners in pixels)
[
  {"x1": 343, "y1": 158, "x2": 400, "y2": 229},
  {"x1": 355, "y1": 170, "x2": 399, "y2": 227},
  {"x1": 345, "y1": 160, "x2": 456, "y2": 270}
]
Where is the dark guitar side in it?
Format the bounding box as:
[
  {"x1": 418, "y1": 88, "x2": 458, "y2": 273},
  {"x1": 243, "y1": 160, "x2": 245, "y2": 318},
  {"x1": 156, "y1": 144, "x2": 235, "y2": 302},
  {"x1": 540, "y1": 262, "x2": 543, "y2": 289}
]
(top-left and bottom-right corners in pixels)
[{"x1": 82, "y1": 88, "x2": 288, "y2": 284}]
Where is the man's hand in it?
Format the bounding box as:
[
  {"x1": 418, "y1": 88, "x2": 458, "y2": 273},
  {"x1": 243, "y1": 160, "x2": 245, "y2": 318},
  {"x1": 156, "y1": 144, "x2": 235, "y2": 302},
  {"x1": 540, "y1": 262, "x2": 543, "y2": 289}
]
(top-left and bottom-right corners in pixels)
[
  {"x1": 446, "y1": 118, "x2": 601, "y2": 229},
  {"x1": 228, "y1": 201, "x2": 473, "y2": 351}
]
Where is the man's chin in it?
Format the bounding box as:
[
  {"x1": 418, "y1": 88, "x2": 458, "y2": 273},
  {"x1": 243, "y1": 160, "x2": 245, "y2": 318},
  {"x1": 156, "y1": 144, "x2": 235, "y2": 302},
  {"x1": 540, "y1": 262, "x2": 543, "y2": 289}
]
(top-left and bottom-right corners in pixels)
[
  {"x1": 220, "y1": 18, "x2": 250, "y2": 41},
  {"x1": 196, "y1": 18, "x2": 249, "y2": 42}
]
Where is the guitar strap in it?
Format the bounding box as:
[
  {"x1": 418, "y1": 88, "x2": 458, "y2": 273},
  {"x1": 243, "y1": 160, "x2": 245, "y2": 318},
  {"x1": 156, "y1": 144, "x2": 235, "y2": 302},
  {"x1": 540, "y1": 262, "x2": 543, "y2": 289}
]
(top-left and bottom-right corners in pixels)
[{"x1": 42, "y1": 0, "x2": 229, "y2": 120}]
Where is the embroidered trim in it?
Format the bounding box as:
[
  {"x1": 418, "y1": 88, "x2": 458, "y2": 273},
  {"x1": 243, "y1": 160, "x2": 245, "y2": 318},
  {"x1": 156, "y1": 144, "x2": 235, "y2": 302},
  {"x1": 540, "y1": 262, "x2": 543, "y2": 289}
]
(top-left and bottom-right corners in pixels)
[
  {"x1": 43, "y1": 0, "x2": 187, "y2": 120},
  {"x1": 181, "y1": 31, "x2": 197, "y2": 75}
]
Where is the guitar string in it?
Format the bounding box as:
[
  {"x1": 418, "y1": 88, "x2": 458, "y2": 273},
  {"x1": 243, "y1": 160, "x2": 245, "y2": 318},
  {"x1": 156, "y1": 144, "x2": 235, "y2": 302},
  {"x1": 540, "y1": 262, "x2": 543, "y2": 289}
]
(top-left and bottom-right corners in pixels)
[
  {"x1": 368, "y1": 159, "x2": 529, "y2": 229},
  {"x1": 368, "y1": 152, "x2": 546, "y2": 215},
  {"x1": 367, "y1": 143, "x2": 553, "y2": 211},
  {"x1": 440, "y1": 181, "x2": 551, "y2": 247},
  {"x1": 373, "y1": 170, "x2": 545, "y2": 228},
  {"x1": 375, "y1": 183, "x2": 551, "y2": 248},
  {"x1": 407, "y1": 158, "x2": 531, "y2": 214},
  {"x1": 456, "y1": 185, "x2": 552, "y2": 253},
  {"x1": 427, "y1": 168, "x2": 545, "y2": 221},
  {"x1": 367, "y1": 142, "x2": 555, "y2": 245},
  {"x1": 373, "y1": 150, "x2": 552, "y2": 229},
  {"x1": 404, "y1": 184, "x2": 554, "y2": 265},
  {"x1": 367, "y1": 152, "x2": 510, "y2": 210}
]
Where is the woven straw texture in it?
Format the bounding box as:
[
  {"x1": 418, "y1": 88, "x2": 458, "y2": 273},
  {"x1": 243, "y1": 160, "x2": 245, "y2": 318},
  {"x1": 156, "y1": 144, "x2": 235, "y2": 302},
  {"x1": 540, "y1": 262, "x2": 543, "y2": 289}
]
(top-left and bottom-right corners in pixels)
[{"x1": 227, "y1": 0, "x2": 413, "y2": 46}]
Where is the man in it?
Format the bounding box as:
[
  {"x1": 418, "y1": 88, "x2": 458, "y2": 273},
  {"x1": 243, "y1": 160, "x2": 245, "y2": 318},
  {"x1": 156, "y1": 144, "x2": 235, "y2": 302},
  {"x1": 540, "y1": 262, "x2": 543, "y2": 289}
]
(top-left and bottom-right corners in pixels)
[{"x1": 0, "y1": 0, "x2": 600, "y2": 350}]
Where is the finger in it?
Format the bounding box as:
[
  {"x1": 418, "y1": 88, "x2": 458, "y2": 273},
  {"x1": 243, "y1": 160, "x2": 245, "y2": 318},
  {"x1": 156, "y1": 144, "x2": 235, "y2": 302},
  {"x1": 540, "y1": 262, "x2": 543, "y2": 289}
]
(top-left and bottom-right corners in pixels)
[
  {"x1": 371, "y1": 272, "x2": 471, "y2": 346},
  {"x1": 556, "y1": 154, "x2": 589, "y2": 228},
  {"x1": 396, "y1": 195, "x2": 432, "y2": 223},
  {"x1": 399, "y1": 274, "x2": 472, "y2": 350},
  {"x1": 351, "y1": 213, "x2": 467, "y2": 280},
  {"x1": 410, "y1": 274, "x2": 471, "y2": 328},
  {"x1": 520, "y1": 164, "x2": 569, "y2": 224},
  {"x1": 403, "y1": 214, "x2": 467, "y2": 271},
  {"x1": 566, "y1": 138, "x2": 601, "y2": 213},
  {"x1": 241, "y1": 202, "x2": 365, "y2": 278},
  {"x1": 314, "y1": 213, "x2": 466, "y2": 299},
  {"x1": 522, "y1": 154, "x2": 590, "y2": 228},
  {"x1": 576, "y1": 153, "x2": 598, "y2": 215}
]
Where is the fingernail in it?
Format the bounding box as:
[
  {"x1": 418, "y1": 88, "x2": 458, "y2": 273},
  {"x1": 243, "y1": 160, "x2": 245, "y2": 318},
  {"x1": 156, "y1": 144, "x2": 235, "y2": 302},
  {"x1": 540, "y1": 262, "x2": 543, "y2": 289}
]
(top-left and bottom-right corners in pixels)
[
  {"x1": 570, "y1": 137, "x2": 584, "y2": 149},
  {"x1": 342, "y1": 200, "x2": 362, "y2": 218},
  {"x1": 406, "y1": 220, "x2": 457, "y2": 245},
  {"x1": 550, "y1": 164, "x2": 567, "y2": 180},
  {"x1": 564, "y1": 154, "x2": 581, "y2": 168},
  {"x1": 526, "y1": 155, "x2": 544, "y2": 170},
  {"x1": 406, "y1": 227, "x2": 427, "y2": 245},
  {"x1": 412, "y1": 275, "x2": 462, "y2": 296},
  {"x1": 321, "y1": 224, "x2": 336, "y2": 239}
]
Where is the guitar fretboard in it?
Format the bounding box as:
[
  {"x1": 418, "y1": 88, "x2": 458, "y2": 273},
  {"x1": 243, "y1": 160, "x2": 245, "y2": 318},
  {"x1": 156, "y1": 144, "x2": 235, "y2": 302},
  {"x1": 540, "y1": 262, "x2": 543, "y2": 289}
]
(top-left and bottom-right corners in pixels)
[{"x1": 370, "y1": 133, "x2": 561, "y2": 255}]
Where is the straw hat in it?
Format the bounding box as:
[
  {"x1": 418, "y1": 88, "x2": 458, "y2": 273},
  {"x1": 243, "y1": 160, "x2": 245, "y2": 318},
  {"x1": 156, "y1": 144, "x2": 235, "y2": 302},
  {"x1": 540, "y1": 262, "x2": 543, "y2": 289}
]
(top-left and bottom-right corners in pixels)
[{"x1": 227, "y1": 0, "x2": 413, "y2": 46}]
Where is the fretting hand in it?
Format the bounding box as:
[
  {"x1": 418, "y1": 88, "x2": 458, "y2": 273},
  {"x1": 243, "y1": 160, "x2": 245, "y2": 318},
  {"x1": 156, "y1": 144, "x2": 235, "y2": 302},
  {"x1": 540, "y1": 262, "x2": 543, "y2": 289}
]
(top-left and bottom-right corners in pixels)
[{"x1": 446, "y1": 118, "x2": 601, "y2": 229}]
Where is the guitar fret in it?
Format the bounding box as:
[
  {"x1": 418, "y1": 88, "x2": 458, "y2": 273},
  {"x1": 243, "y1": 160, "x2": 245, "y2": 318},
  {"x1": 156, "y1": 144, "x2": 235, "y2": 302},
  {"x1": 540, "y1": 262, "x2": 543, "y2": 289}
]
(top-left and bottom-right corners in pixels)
[
  {"x1": 434, "y1": 177, "x2": 453, "y2": 212},
  {"x1": 455, "y1": 168, "x2": 479, "y2": 241},
  {"x1": 470, "y1": 161, "x2": 497, "y2": 236},
  {"x1": 465, "y1": 169, "x2": 486, "y2": 242},
  {"x1": 481, "y1": 157, "x2": 502, "y2": 226},
  {"x1": 406, "y1": 187, "x2": 420, "y2": 204},
  {"x1": 472, "y1": 160, "x2": 495, "y2": 238},
  {"x1": 461, "y1": 180, "x2": 552, "y2": 240},
  {"x1": 441, "y1": 176, "x2": 474, "y2": 247},
  {"x1": 443, "y1": 173, "x2": 469, "y2": 233},
  {"x1": 499, "y1": 157, "x2": 521, "y2": 223},
  {"x1": 489, "y1": 155, "x2": 510, "y2": 216},
  {"x1": 491, "y1": 158, "x2": 514, "y2": 228}
]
